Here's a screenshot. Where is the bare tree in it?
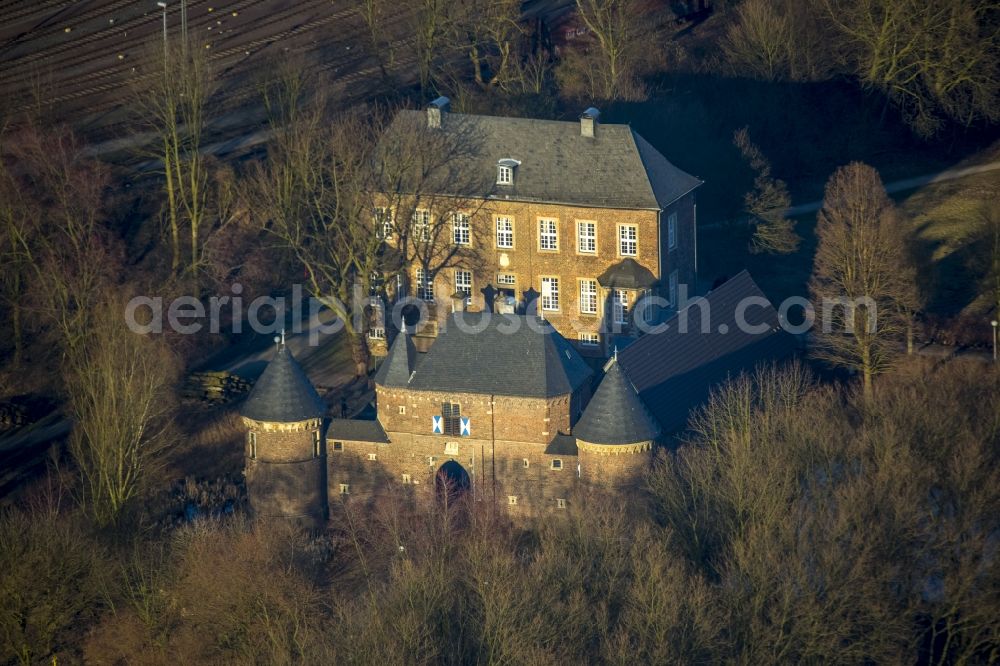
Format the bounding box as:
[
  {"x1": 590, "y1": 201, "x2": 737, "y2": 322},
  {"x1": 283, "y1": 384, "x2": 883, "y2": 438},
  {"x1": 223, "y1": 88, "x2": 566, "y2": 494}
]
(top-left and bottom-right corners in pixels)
[
  {"x1": 809, "y1": 162, "x2": 918, "y2": 396},
  {"x1": 732, "y1": 127, "x2": 800, "y2": 254},
  {"x1": 66, "y1": 294, "x2": 178, "y2": 527},
  {"x1": 822, "y1": 0, "x2": 1000, "y2": 136},
  {"x1": 0, "y1": 127, "x2": 36, "y2": 366},
  {"x1": 130, "y1": 38, "x2": 215, "y2": 281}
]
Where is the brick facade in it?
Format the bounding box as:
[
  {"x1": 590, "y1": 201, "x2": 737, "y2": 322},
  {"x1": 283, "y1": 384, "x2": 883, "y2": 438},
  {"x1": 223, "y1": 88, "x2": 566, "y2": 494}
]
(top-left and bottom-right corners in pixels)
[{"x1": 242, "y1": 417, "x2": 328, "y2": 524}]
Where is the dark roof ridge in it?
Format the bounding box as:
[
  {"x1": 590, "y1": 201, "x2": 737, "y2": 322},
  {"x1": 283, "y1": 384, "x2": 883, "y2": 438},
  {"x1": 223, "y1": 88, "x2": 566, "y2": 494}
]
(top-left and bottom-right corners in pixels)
[{"x1": 241, "y1": 343, "x2": 327, "y2": 423}]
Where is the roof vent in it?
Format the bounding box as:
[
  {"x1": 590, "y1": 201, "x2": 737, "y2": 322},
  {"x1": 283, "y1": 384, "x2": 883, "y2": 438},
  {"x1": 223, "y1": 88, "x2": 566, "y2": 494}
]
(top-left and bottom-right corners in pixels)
[
  {"x1": 426, "y1": 96, "x2": 450, "y2": 129},
  {"x1": 580, "y1": 107, "x2": 600, "y2": 138}
]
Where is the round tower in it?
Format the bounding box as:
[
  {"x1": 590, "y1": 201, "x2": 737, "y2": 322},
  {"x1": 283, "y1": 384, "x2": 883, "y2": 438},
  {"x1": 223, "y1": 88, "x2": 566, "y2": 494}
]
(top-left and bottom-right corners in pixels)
[
  {"x1": 573, "y1": 357, "x2": 660, "y2": 489},
  {"x1": 240, "y1": 338, "x2": 328, "y2": 525}
]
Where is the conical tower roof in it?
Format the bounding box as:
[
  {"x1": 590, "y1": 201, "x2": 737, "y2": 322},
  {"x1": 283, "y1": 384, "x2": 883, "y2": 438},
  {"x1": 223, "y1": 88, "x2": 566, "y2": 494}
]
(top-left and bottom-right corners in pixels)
[
  {"x1": 373, "y1": 329, "x2": 416, "y2": 387},
  {"x1": 241, "y1": 343, "x2": 326, "y2": 422},
  {"x1": 574, "y1": 357, "x2": 660, "y2": 445}
]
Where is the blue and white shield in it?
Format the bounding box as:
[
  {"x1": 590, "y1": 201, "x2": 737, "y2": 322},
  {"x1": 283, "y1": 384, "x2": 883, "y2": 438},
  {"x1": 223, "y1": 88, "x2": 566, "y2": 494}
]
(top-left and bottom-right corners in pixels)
[
  {"x1": 432, "y1": 415, "x2": 443, "y2": 434},
  {"x1": 460, "y1": 417, "x2": 471, "y2": 436}
]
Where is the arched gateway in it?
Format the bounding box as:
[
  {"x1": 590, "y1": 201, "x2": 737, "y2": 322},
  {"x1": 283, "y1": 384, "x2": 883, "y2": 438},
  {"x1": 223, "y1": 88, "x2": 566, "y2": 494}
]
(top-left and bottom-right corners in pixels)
[{"x1": 435, "y1": 460, "x2": 471, "y2": 500}]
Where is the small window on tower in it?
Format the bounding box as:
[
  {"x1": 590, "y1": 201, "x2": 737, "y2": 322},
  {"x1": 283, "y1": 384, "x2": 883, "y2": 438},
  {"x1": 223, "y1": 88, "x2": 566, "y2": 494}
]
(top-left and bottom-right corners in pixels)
[
  {"x1": 367, "y1": 453, "x2": 377, "y2": 461},
  {"x1": 508, "y1": 495, "x2": 518, "y2": 505},
  {"x1": 332, "y1": 441, "x2": 344, "y2": 452},
  {"x1": 551, "y1": 459, "x2": 563, "y2": 470},
  {"x1": 248, "y1": 432, "x2": 257, "y2": 459},
  {"x1": 556, "y1": 498, "x2": 567, "y2": 509},
  {"x1": 402, "y1": 474, "x2": 412, "y2": 484},
  {"x1": 399, "y1": 405, "x2": 406, "y2": 415},
  {"x1": 312, "y1": 431, "x2": 321, "y2": 458},
  {"x1": 339, "y1": 484, "x2": 350, "y2": 495},
  {"x1": 522, "y1": 458, "x2": 530, "y2": 469}
]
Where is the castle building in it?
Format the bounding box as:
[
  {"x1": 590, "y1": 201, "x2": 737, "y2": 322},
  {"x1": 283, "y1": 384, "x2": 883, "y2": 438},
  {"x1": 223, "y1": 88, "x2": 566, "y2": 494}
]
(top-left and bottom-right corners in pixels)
[
  {"x1": 241, "y1": 269, "x2": 794, "y2": 521},
  {"x1": 372, "y1": 100, "x2": 703, "y2": 357},
  {"x1": 240, "y1": 339, "x2": 329, "y2": 525}
]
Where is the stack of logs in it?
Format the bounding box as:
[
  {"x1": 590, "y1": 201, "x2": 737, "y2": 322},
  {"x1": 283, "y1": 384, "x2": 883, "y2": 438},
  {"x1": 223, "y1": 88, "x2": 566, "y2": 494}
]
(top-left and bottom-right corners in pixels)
[{"x1": 181, "y1": 371, "x2": 254, "y2": 404}]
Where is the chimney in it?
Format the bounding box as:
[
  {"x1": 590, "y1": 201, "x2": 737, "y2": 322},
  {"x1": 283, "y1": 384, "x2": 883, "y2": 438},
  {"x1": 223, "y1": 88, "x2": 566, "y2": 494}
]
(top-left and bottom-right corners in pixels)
[
  {"x1": 426, "y1": 96, "x2": 450, "y2": 129},
  {"x1": 580, "y1": 107, "x2": 600, "y2": 138}
]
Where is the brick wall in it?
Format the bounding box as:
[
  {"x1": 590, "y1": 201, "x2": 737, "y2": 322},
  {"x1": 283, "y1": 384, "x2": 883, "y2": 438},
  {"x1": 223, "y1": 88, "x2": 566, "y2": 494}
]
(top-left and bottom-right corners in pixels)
[{"x1": 243, "y1": 417, "x2": 328, "y2": 523}]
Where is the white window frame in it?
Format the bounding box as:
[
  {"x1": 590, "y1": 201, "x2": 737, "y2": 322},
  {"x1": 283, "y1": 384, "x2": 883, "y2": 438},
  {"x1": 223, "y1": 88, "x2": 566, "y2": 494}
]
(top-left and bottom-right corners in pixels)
[
  {"x1": 339, "y1": 483, "x2": 350, "y2": 495},
  {"x1": 619, "y1": 224, "x2": 637, "y2": 257},
  {"x1": 332, "y1": 441, "x2": 344, "y2": 452},
  {"x1": 667, "y1": 212, "x2": 677, "y2": 249},
  {"x1": 522, "y1": 458, "x2": 530, "y2": 469},
  {"x1": 496, "y1": 273, "x2": 516, "y2": 286},
  {"x1": 497, "y1": 165, "x2": 513, "y2": 185},
  {"x1": 412, "y1": 209, "x2": 431, "y2": 242},
  {"x1": 402, "y1": 474, "x2": 412, "y2": 484},
  {"x1": 613, "y1": 289, "x2": 629, "y2": 325},
  {"x1": 579, "y1": 279, "x2": 598, "y2": 315},
  {"x1": 374, "y1": 206, "x2": 393, "y2": 240},
  {"x1": 556, "y1": 498, "x2": 567, "y2": 509},
  {"x1": 539, "y1": 218, "x2": 558, "y2": 251},
  {"x1": 453, "y1": 212, "x2": 471, "y2": 246},
  {"x1": 455, "y1": 269, "x2": 473, "y2": 304},
  {"x1": 577, "y1": 221, "x2": 596, "y2": 254},
  {"x1": 367, "y1": 452, "x2": 377, "y2": 461},
  {"x1": 579, "y1": 332, "x2": 599, "y2": 346},
  {"x1": 313, "y1": 431, "x2": 321, "y2": 457},
  {"x1": 399, "y1": 405, "x2": 406, "y2": 415},
  {"x1": 416, "y1": 267, "x2": 434, "y2": 302},
  {"x1": 248, "y1": 432, "x2": 257, "y2": 459},
  {"x1": 551, "y1": 459, "x2": 563, "y2": 470},
  {"x1": 496, "y1": 216, "x2": 514, "y2": 249},
  {"x1": 541, "y1": 277, "x2": 559, "y2": 312},
  {"x1": 368, "y1": 326, "x2": 386, "y2": 340},
  {"x1": 508, "y1": 495, "x2": 518, "y2": 505}
]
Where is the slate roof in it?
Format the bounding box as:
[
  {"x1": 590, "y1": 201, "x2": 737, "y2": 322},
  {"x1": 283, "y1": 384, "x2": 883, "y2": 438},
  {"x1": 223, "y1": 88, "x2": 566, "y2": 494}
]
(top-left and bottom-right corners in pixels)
[
  {"x1": 373, "y1": 330, "x2": 416, "y2": 387},
  {"x1": 406, "y1": 312, "x2": 593, "y2": 398},
  {"x1": 617, "y1": 271, "x2": 797, "y2": 434},
  {"x1": 597, "y1": 258, "x2": 658, "y2": 289},
  {"x1": 574, "y1": 358, "x2": 661, "y2": 445},
  {"x1": 326, "y1": 418, "x2": 389, "y2": 444},
  {"x1": 545, "y1": 434, "x2": 579, "y2": 456},
  {"x1": 383, "y1": 109, "x2": 702, "y2": 210},
  {"x1": 241, "y1": 344, "x2": 327, "y2": 423}
]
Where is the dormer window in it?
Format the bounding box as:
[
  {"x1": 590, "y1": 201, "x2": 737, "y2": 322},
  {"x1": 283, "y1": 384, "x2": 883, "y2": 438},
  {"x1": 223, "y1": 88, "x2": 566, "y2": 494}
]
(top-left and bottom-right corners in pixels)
[{"x1": 496, "y1": 158, "x2": 520, "y2": 185}]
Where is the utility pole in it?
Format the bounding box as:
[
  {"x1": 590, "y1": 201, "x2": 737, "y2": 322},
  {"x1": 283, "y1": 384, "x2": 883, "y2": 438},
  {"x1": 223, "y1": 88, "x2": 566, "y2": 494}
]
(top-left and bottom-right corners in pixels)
[{"x1": 156, "y1": 2, "x2": 168, "y2": 63}]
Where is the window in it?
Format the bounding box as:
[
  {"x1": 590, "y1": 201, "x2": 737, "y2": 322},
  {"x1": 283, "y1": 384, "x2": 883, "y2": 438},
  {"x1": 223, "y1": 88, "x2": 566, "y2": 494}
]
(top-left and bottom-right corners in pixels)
[
  {"x1": 427, "y1": 456, "x2": 437, "y2": 466},
  {"x1": 455, "y1": 270, "x2": 472, "y2": 304},
  {"x1": 416, "y1": 267, "x2": 434, "y2": 301},
  {"x1": 398, "y1": 405, "x2": 406, "y2": 415},
  {"x1": 368, "y1": 327, "x2": 385, "y2": 340},
  {"x1": 442, "y1": 403, "x2": 461, "y2": 436},
  {"x1": 541, "y1": 277, "x2": 559, "y2": 311},
  {"x1": 667, "y1": 212, "x2": 677, "y2": 249},
  {"x1": 402, "y1": 474, "x2": 412, "y2": 484},
  {"x1": 613, "y1": 289, "x2": 629, "y2": 325},
  {"x1": 453, "y1": 212, "x2": 470, "y2": 245},
  {"x1": 579, "y1": 332, "x2": 599, "y2": 346},
  {"x1": 412, "y1": 209, "x2": 431, "y2": 242},
  {"x1": 444, "y1": 442, "x2": 459, "y2": 455},
  {"x1": 374, "y1": 207, "x2": 393, "y2": 239},
  {"x1": 496, "y1": 273, "x2": 516, "y2": 286},
  {"x1": 248, "y1": 432, "x2": 257, "y2": 459},
  {"x1": 551, "y1": 459, "x2": 563, "y2": 470},
  {"x1": 619, "y1": 224, "x2": 637, "y2": 256},
  {"x1": 496, "y1": 216, "x2": 514, "y2": 249},
  {"x1": 497, "y1": 165, "x2": 513, "y2": 184},
  {"x1": 579, "y1": 279, "x2": 597, "y2": 315},
  {"x1": 556, "y1": 498, "x2": 567, "y2": 509},
  {"x1": 339, "y1": 484, "x2": 350, "y2": 495},
  {"x1": 332, "y1": 441, "x2": 343, "y2": 452},
  {"x1": 313, "y1": 431, "x2": 321, "y2": 457},
  {"x1": 367, "y1": 452, "x2": 377, "y2": 461},
  {"x1": 669, "y1": 270, "x2": 678, "y2": 307},
  {"x1": 508, "y1": 495, "x2": 518, "y2": 505},
  {"x1": 577, "y1": 221, "x2": 596, "y2": 254},
  {"x1": 539, "y1": 218, "x2": 558, "y2": 251},
  {"x1": 522, "y1": 458, "x2": 530, "y2": 469}
]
